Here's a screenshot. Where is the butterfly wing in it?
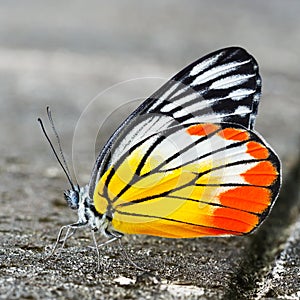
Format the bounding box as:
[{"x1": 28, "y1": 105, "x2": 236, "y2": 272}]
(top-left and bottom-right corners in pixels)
[
  {"x1": 144, "y1": 46, "x2": 261, "y2": 129},
  {"x1": 93, "y1": 123, "x2": 280, "y2": 237},
  {"x1": 89, "y1": 47, "x2": 261, "y2": 197}
]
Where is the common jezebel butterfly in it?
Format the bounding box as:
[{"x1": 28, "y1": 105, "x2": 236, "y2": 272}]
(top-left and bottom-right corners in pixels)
[{"x1": 39, "y1": 47, "x2": 281, "y2": 268}]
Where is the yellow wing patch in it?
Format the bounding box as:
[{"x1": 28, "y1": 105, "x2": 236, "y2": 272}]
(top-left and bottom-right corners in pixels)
[{"x1": 93, "y1": 123, "x2": 280, "y2": 238}]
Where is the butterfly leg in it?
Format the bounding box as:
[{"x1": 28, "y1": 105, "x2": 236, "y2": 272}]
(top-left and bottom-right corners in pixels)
[
  {"x1": 45, "y1": 222, "x2": 87, "y2": 260},
  {"x1": 58, "y1": 227, "x2": 77, "y2": 243},
  {"x1": 101, "y1": 230, "x2": 148, "y2": 272},
  {"x1": 45, "y1": 224, "x2": 69, "y2": 260},
  {"x1": 117, "y1": 238, "x2": 148, "y2": 272},
  {"x1": 88, "y1": 230, "x2": 122, "y2": 271},
  {"x1": 90, "y1": 229, "x2": 101, "y2": 272},
  {"x1": 88, "y1": 230, "x2": 123, "y2": 250}
]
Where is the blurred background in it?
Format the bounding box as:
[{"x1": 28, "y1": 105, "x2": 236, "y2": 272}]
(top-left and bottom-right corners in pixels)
[
  {"x1": 0, "y1": 1, "x2": 299, "y2": 298},
  {"x1": 1, "y1": 0, "x2": 299, "y2": 171}
]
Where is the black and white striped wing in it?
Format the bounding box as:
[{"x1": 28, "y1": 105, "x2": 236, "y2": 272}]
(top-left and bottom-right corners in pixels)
[
  {"x1": 89, "y1": 47, "x2": 262, "y2": 197},
  {"x1": 144, "y1": 47, "x2": 261, "y2": 129}
]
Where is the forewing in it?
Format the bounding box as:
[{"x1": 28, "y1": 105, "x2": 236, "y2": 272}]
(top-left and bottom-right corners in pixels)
[
  {"x1": 93, "y1": 123, "x2": 281, "y2": 238},
  {"x1": 145, "y1": 46, "x2": 261, "y2": 128},
  {"x1": 89, "y1": 47, "x2": 261, "y2": 197}
]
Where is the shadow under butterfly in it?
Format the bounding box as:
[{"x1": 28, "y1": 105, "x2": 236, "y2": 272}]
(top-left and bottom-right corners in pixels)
[{"x1": 38, "y1": 47, "x2": 281, "y2": 271}]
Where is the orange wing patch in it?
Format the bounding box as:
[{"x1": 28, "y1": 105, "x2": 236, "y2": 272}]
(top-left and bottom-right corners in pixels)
[
  {"x1": 219, "y1": 128, "x2": 250, "y2": 141},
  {"x1": 218, "y1": 186, "x2": 271, "y2": 213},
  {"x1": 186, "y1": 124, "x2": 220, "y2": 136},
  {"x1": 242, "y1": 161, "x2": 278, "y2": 186},
  {"x1": 205, "y1": 208, "x2": 259, "y2": 234},
  {"x1": 246, "y1": 141, "x2": 269, "y2": 159}
]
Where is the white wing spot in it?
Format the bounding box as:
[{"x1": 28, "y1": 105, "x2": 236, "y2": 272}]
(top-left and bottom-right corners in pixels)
[
  {"x1": 189, "y1": 52, "x2": 223, "y2": 76},
  {"x1": 160, "y1": 102, "x2": 176, "y2": 113},
  {"x1": 233, "y1": 105, "x2": 252, "y2": 116},
  {"x1": 228, "y1": 88, "x2": 255, "y2": 101},
  {"x1": 149, "y1": 82, "x2": 180, "y2": 111},
  {"x1": 210, "y1": 74, "x2": 255, "y2": 90},
  {"x1": 191, "y1": 60, "x2": 251, "y2": 86}
]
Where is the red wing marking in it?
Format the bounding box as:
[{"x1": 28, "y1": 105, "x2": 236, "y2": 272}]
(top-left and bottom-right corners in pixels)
[
  {"x1": 218, "y1": 128, "x2": 250, "y2": 141},
  {"x1": 218, "y1": 186, "x2": 271, "y2": 213},
  {"x1": 242, "y1": 161, "x2": 278, "y2": 186},
  {"x1": 246, "y1": 141, "x2": 269, "y2": 159},
  {"x1": 205, "y1": 209, "x2": 258, "y2": 233},
  {"x1": 186, "y1": 124, "x2": 220, "y2": 136}
]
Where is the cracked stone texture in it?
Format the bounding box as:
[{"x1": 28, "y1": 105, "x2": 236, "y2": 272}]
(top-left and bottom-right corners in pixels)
[{"x1": 0, "y1": 1, "x2": 299, "y2": 299}]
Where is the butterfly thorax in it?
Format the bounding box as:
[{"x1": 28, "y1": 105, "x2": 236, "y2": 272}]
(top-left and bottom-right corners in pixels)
[{"x1": 64, "y1": 185, "x2": 111, "y2": 236}]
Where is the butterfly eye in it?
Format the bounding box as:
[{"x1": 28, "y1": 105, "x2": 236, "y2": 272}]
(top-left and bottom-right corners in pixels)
[{"x1": 64, "y1": 190, "x2": 79, "y2": 210}]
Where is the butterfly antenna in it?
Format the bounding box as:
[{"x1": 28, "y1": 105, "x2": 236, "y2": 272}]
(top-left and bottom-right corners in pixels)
[
  {"x1": 38, "y1": 115, "x2": 76, "y2": 191},
  {"x1": 46, "y1": 106, "x2": 75, "y2": 181}
]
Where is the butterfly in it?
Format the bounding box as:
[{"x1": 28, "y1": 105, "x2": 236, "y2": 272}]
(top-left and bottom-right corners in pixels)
[{"x1": 39, "y1": 47, "x2": 281, "y2": 268}]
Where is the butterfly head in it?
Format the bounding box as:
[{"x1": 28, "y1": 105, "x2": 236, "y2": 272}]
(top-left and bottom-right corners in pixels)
[
  {"x1": 64, "y1": 185, "x2": 80, "y2": 210},
  {"x1": 65, "y1": 184, "x2": 107, "y2": 234}
]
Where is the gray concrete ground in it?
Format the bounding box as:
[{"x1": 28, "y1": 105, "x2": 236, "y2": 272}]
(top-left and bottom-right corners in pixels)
[{"x1": 0, "y1": 1, "x2": 300, "y2": 299}]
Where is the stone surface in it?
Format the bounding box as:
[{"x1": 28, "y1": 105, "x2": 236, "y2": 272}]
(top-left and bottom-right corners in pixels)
[{"x1": 0, "y1": 1, "x2": 299, "y2": 299}]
